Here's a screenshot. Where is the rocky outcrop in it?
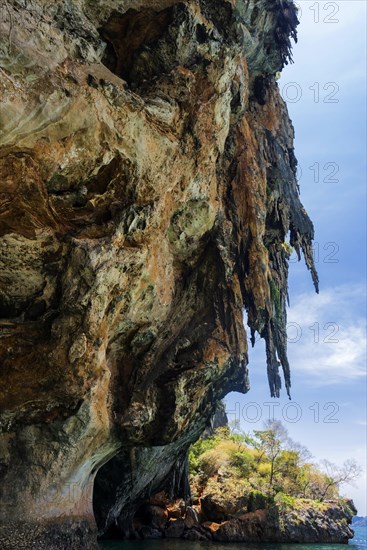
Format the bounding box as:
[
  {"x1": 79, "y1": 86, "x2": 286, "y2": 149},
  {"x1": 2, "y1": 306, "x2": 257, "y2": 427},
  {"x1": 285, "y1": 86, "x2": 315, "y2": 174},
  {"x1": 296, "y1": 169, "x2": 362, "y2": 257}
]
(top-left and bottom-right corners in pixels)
[
  {"x1": 130, "y1": 493, "x2": 356, "y2": 544},
  {"x1": 211, "y1": 499, "x2": 357, "y2": 543},
  {"x1": 0, "y1": 0, "x2": 317, "y2": 547}
]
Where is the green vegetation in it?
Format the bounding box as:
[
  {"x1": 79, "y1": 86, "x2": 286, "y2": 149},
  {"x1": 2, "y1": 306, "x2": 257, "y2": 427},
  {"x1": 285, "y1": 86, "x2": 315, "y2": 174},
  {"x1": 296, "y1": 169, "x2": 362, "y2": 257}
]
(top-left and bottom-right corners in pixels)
[
  {"x1": 281, "y1": 241, "x2": 293, "y2": 258},
  {"x1": 269, "y1": 279, "x2": 282, "y2": 320},
  {"x1": 189, "y1": 420, "x2": 361, "y2": 509}
]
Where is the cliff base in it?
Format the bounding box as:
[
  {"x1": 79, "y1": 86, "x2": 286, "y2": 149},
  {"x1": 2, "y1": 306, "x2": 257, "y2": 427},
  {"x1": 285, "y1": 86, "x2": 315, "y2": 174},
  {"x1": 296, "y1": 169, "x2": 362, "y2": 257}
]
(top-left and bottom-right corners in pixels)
[{"x1": 116, "y1": 493, "x2": 356, "y2": 544}]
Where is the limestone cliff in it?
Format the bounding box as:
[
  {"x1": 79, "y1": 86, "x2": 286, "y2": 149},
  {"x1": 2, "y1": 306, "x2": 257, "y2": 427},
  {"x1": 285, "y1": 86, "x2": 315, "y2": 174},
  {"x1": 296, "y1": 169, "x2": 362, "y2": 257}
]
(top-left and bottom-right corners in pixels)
[{"x1": 0, "y1": 0, "x2": 317, "y2": 547}]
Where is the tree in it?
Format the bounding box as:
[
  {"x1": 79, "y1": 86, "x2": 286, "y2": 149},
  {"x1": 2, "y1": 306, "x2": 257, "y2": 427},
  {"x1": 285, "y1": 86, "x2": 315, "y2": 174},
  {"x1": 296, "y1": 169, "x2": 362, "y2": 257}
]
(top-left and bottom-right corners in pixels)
[
  {"x1": 287, "y1": 440, "x2": 313, "y2": 464},
  {"x1": 253, "y1": 421, "x2": 314, "y2": 496},
  {"x1": 262, "y1": 419, "x2": 289, "y2": 445},
  {"x1": 292, "y1": 462, "x2": 325, "y2": 499},
  {"x1": 254, "y1": 421, "x2": 287, "y2": 493},
  {"x1": 318, "y1": 459, "x2": 362, "y2": 500}
]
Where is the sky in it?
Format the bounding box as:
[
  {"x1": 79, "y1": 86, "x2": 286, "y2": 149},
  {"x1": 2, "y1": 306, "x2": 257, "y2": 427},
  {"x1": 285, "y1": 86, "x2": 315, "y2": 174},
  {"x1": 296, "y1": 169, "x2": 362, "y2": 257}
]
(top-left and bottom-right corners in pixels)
[{"x1": 225, "y1": 0, "x2": 367, "y2": 515}]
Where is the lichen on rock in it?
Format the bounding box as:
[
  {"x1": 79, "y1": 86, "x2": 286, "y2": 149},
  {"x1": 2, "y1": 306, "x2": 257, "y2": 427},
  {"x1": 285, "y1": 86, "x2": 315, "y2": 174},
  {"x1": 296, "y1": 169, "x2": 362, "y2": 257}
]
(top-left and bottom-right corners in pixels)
[{"x1": 0, "y1": 0, "x2": 318, "y2": 546}]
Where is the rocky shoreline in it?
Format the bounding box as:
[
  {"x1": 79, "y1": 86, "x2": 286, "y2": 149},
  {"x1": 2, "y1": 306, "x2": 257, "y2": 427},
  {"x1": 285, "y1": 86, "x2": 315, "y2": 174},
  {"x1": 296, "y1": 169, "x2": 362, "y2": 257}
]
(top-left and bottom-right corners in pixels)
[
  {"x1": 0, "y1": 519, "x2": 100, "y2": 550},
  {"x1": 119, "y1": 492, "x2": 356, "y2": 544}
]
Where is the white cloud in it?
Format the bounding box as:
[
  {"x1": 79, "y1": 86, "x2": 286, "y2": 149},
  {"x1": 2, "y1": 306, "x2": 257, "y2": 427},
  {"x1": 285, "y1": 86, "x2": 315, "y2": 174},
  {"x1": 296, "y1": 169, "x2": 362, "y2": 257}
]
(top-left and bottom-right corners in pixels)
[
  {"x1": 295, "y1": 0, "x2": 367, "y2": 40},
  {"x1": 287, "y1": 284, "x2": 367, "y2": 385}
]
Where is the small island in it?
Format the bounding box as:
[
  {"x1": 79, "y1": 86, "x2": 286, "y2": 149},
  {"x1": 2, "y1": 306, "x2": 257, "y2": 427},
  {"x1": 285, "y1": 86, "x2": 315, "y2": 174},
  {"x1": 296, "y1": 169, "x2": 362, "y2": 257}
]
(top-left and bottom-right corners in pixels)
[{"x1": 126, "y1": 418, "x2": 358, "y2": 543}]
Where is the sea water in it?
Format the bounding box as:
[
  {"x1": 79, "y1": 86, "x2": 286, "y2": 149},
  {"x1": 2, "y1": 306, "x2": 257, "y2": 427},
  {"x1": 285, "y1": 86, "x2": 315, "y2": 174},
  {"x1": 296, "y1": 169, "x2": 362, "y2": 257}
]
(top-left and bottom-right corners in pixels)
[{"x1": 101, "y1": 525, "x2": 367, "y2": 550}]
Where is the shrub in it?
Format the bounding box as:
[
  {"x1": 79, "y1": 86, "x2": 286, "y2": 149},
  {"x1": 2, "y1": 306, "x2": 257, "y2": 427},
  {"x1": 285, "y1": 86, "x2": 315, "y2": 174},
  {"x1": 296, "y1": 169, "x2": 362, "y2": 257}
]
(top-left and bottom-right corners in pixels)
[
  {"x1": 189, "y1": 435, "x2": 221, "y2": 474},
  {"x1": 247, "y1": 490, "x2": 269, "y2": 512},
  {"x1": 230, "y1": 450, "x2": 255, "y2": 477},
  {"x1": 274, "y1": 492, "x2": 296, "y2": 509},
  {"x1": 258, "y1": 462, "x2": 272, "y2": 476}
]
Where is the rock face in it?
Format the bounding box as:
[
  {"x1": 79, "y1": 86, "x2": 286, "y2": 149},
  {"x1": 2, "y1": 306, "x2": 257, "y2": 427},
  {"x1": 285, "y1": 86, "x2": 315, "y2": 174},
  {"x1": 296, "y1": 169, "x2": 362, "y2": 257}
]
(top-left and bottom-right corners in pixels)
[
  {"x1": 211, "y1": 500, "x2": 357, "y2": 544},
  {"x1": 110, "y1": 491, "x2": 357, "y2": 544},
  {"x1": 0, "y1": 0, "x2": 317, "y2": 547}
]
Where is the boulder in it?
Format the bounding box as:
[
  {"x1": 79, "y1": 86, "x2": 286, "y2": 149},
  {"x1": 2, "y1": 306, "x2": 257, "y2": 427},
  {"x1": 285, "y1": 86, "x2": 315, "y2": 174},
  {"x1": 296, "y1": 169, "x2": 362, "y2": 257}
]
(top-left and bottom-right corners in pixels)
[
  {"x1": 140, "y1": 526, "x2": 162, "y2": 539},
  {"x1": 183, "y1": 527, "x2": 210, "y2": 541},
  {"x1": 146, "y1": 505, "x2": 168, "y2": 530},
  {"x1": 165, "y1": 518, "x2": 185, "y2": 539},
  {"x1": 202, "y1": 521, "x2": 221, "y2": 535},
  {"x1": 149, "y1": 492, "x2": 170, "y2": 508},
  {"x1": 184, "y1": 506, "x2": 200, "y2": 529},
  {"x1": 200, "y1": 493, "x2": 246, "y2": 523},
  {"x1": 167, "y1": 500, "x2": 185, "y2": 519}
]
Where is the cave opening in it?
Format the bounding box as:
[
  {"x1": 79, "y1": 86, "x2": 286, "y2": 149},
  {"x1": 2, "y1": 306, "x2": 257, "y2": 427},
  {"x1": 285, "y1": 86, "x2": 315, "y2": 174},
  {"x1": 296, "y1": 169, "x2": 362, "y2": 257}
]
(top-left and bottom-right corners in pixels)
[
  {"x1": 99, "y1": 7, "x2": 174, "y2": 88},
  {"x1": 92, "y1": 444, "x2": 192, "y2": 540}
]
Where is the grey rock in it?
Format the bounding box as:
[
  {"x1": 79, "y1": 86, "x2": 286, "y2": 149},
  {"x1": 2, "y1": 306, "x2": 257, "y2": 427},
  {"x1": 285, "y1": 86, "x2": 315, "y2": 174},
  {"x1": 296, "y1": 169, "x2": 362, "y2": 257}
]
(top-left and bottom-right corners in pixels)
[{"x1": 165, "y1": 518, "x2": 185, "y2": 539}]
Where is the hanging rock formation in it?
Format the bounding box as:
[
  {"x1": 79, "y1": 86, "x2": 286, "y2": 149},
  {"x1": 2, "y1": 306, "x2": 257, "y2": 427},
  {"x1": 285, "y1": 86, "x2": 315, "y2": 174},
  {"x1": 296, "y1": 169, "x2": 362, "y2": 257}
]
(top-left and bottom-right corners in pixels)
[{"x1": 0, "y1": 0, "x2": 317, "y2": 547}]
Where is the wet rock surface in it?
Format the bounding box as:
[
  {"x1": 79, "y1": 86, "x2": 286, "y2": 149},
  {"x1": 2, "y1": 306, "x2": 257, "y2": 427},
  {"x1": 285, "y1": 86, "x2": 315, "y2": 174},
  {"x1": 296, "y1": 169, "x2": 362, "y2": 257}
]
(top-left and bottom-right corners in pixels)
[{"x1": 0, "y1": 0, "x2": 318, "y2": 546}]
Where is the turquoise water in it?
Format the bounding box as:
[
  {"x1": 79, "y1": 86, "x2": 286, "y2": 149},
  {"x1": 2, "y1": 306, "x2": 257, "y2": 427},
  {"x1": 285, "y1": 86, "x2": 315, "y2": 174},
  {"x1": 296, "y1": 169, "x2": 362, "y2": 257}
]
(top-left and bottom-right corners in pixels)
[
  {"x1": 351, "y1": 525, "x2": 367, "y2": 549},
  {"x1": 101, "y1": 526, "x2": 367, "y2": 550},
  {"x1": 102, "y1": 543, "x2": 358, "y2": 549}
]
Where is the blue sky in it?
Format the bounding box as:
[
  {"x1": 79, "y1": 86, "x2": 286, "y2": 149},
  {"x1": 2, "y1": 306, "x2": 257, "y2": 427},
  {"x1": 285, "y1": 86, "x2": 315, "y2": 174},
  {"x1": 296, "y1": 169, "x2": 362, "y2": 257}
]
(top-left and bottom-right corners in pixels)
[{"x1": 225, "y1": 1, "x2": 367, "y2": 515}]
